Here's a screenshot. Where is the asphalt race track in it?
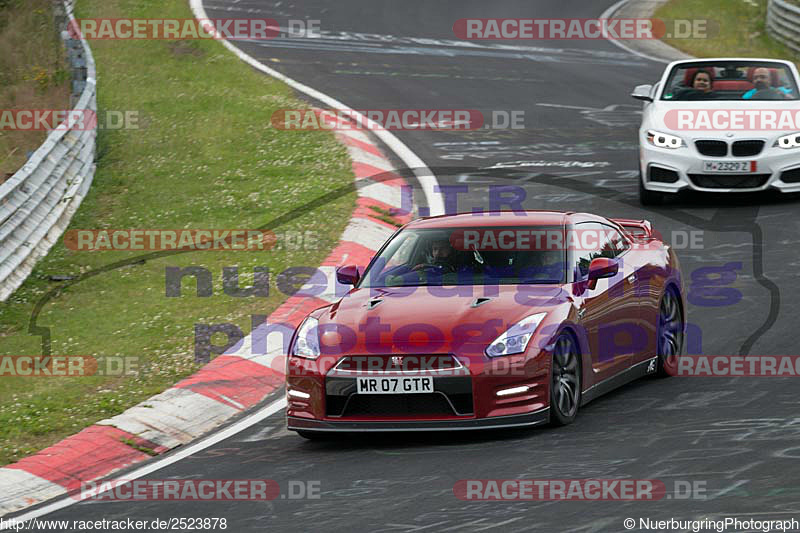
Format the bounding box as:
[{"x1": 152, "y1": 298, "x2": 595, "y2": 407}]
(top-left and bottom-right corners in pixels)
[{"x1": 30, "y1": 1, "x2": 800, "y2": 531}]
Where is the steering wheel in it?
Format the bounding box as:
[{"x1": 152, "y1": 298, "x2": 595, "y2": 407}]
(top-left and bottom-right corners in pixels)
[
  {"x1": 750, "y1": 88, "x2": 785, "y2": 100},
  {"x1": 411, "y1": 263, "x2": 456, "y2": 274}
]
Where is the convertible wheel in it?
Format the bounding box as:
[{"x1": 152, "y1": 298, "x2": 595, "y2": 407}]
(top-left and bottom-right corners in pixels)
[
  {"x1": 656, "y1": 288, "x2": 684, "y2": 377},
  {"x1": 550, "y1": 333, "x2": 581, "y2": 426}
]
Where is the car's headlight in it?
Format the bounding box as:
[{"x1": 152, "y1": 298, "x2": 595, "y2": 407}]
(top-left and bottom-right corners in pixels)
[
  {"x1": 774, "y1": 132, "x2": 800, "y2": 149},
  {"x1": 485, "y1": 313, "x2": 547, "y2": 357},
  {"x1": 292, "y1": 317, "x2": 320, "y2": 359},
  {"x1": 646, "y1": 130, "x2": 684, "y2": 149}
]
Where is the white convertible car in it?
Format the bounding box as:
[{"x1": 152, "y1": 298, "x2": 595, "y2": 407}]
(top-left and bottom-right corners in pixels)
[{"x1": 632, "y1": 58, "x2": 800, "y2": 204}]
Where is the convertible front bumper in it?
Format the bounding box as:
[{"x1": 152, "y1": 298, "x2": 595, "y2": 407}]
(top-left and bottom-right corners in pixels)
[{"x1": 640, "y1": 138, "x2": 800, "y2": 194}]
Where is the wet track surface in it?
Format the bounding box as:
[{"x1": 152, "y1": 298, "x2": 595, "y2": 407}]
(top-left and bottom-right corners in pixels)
[{"x1": 33, "y1": 0, "x2": 800, "y2": 531}]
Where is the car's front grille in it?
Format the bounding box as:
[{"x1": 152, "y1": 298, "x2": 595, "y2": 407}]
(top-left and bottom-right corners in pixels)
[
  {"x1": 326, "y1": 395, "x2": 348, "y2": 416},
  {"x1": 341, "y1": 394, "x2": 456, "y2": 417},
  {"x1": 780, "y1": 168, "x2": 800, "y2": 183},
  {"x1": 688, "y1": 174, "x2": 770, "y2": 189},
  {"x1": 732, "y1": 140, "x2": 765, "y2": 157},
  {"x1": 695, "y1": 140, "x2": 728, "y2": 157},
  {"x1": 334, "y1": 354, "x2": 463, "y2": 373},
  {"x1": 648, "y1": 166, "x2": 680, "y2": 183}
]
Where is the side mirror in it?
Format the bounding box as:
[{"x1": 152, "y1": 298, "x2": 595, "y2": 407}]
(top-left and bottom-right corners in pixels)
[
  {"x1": 336, "y1": 265, "x2": 362, "y2": 286},
  {"x1": 631, "y1": 84, "x2": 653, "y2": 102},
  {"x1": 587, "y1": 257, "x2": 619, "y2": 290}
]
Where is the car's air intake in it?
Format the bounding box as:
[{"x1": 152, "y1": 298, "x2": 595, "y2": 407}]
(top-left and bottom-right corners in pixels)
[
  {"x1": 688, "y1": 174, "x2": 770, "y2": 189},
  {"x1": 731, "y1": 140, "x2": 765, "y2": 157},
  {"x1": 695, "y1": 140, "x2": 728, "y2": 156}
]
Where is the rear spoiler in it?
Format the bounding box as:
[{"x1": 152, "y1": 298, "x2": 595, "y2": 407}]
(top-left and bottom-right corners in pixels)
[{"x1": 610, "y1": 218, "x2": 659, "y2": 243}]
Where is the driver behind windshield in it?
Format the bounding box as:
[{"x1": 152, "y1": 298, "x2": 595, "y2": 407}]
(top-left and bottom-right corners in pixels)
[
  {"x1": 412, "y1": 237, "x2": 457, "y2": 273},
  {"x1": 743, "y1": 67, "x2": 792, "y2": 100}
]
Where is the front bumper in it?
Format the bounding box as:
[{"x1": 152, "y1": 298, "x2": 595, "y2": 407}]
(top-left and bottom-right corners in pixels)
[
  {"x1": 286, "y1": 352, "x2": 551, "y2": 432},
  {"x1": 287, "y1": 407, "x2": 550, "y2": 432},
  {"x1": 640, "y1": 139, "x2": 800, "y2": 194}
]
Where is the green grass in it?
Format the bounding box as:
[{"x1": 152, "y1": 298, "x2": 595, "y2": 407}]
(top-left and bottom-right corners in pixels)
[
  {"x1": 0, "y1": 0, "x2": 356, "y2": 465},
  {"x1": 120, "y1": 438, "x2": 158, "y2": 457},
  {"x1": 655, "y1": 0, "x2": 800, "y2": 62},
  {"x1": 0, "y1": 0, "x2": 70, "y2": 177},
  {"x1": 368, "y1": 205, "x2": 403, "y2": 227}
]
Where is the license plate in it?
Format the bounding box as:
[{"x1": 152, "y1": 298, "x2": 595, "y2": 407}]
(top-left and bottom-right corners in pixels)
[
  {"x1": 702, "y1": 161, "x2": 756, "y2": 173},
  {"x1": 356, "y1": 376, "x2": 434, "y2": 394}
]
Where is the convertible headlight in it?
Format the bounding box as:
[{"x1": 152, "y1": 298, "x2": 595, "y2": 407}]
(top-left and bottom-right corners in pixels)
[
  {"x1": 646, "y1": 130, "x2": 684, "y2": 149},
  {"x1": 292, "y1": 317, "x2": 320, "y2": 359},
  {"x1": 774, "y1": 132, "x2": 800, "y2": 149},
  {"x1": 485, "y1": 313, "x2": 547, "y2": 357}
]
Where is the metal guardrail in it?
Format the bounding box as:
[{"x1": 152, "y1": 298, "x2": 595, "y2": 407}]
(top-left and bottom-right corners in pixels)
[
  {"x1": 767, "y1": 0, "x2": 800, "y2": 55},
  {"x1": 0, "y1": 0, "x2": 96, "y2": 301}
]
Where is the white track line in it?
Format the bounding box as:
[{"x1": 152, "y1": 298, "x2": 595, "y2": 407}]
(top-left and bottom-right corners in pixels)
[
  {"x1": 599, "y1": 0, "x2": 671, "y2": 64},
  {"x1": 1, "y1": 399, "x2": 286, "y2": 527},
  {"x1": 190, "y1": 0, "x2": 444, "y2": 217},
  {"x1": 2, "y1": 0, "x2": 447, "y2": 524}
]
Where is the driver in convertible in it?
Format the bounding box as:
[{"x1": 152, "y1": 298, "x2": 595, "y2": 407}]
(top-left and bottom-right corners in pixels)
[{"x1": 743, "y1": 68, "x2": 792, "y2": 99}]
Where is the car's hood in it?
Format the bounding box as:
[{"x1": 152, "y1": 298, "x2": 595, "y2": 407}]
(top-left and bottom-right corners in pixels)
[
  {"x1": 646, "y1": 100, "x2": 800, "y2": 139},
  {"x1": 316, "y1": 284, "x2": 570, "y2": 353}
]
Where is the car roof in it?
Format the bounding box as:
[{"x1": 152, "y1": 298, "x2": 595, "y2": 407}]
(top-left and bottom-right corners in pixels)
[{"x1": 405, "y1": 211, "x2": 611, "y2": 229}]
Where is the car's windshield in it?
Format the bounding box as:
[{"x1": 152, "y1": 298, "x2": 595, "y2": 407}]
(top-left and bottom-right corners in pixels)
[
  {"x1": 358, "y1": 226, "x2": 567, "y2": 288},
  {"x1": 660, "y1": 61, "x2": 798, "y2": 101}
]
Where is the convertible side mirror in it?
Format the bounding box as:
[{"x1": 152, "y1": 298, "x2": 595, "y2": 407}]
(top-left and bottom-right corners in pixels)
[
  {"x1": 587, "y1": 257, "x2": 619, "y2": 290},
  {"x1": 631, "y1": 84, "x2": 653, "y2": 102},
  {"x1": 336, "y1": 265, "x2": 362, "y2": 286}
]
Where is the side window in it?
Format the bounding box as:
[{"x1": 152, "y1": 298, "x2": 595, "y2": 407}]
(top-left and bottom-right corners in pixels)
[
  {"x1": 599, "y1": 224, "x2": 629, "y2": 259},
  {"x1": 663, "y1": 69, "x2": 683, "y2": 98},
  {"x1": 611, "y1": 227, "x2": 630, "y2": 256},
  {"x1": 570, "y1": 223, "x2": 604, "y2": 282}
]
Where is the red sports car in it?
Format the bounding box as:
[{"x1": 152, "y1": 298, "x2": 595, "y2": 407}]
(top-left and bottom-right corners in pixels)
[{"x1": 286, "y1": 211, "x2": 685, "y2": 438}]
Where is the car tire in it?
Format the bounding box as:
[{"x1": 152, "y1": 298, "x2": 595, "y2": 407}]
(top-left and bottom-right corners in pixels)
[
  {"x1": 656, "y1": 287, "x2": 684, "y2": 377},
  {"x1": 549, "y1": 332, "x2": 582, "y2": 426},
  {"x1": 639, "y1": 175, "x2": 664, "y2": 206}
]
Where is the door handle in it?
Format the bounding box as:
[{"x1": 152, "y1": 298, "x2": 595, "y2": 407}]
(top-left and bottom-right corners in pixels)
[{"x1": 627, "y1": 273, "x2": 636, "y2": 283}]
